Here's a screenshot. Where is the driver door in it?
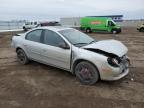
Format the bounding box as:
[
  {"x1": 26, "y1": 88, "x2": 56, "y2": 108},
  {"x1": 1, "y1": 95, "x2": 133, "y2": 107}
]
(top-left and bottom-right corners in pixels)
[{"x1": 40, "y1": 30, "x2": 71, "y2": 70}]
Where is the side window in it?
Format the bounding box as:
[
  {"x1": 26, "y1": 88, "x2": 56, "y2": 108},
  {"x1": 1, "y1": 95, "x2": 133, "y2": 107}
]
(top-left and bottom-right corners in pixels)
[
  {"x1": 43, "y1": 30, "x2": 65, "y2": 47},
  {"x1": 108, "y1": 21, "x2": 115, "y2": 26},
  {"x1": 26, "y1": 29, "x2": 42, "y2": 42}
]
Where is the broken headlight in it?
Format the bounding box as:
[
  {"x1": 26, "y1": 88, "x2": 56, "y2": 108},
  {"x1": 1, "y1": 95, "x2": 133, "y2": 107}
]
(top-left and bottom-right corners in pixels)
[{"x1": 107, "y1": 57, "x2": 120, "y2": 67}]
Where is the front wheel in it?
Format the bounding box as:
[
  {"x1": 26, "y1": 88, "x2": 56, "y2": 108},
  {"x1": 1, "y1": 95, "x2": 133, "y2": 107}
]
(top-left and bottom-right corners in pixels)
[
  {"x1": 75, "y1": 61, "x2": 99, "y2": 85},
  {"x1": 112, "y1": 30, "x2": 117, "y2": 34},
  {"x1": 16, "y1": 49, "x2": 29, "y2": 65}
]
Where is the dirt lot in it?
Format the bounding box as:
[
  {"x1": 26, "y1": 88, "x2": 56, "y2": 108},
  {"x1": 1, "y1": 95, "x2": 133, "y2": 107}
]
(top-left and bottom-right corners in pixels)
[{"x1": 0, "y1": 27, "x2": 144, "y2": 108}]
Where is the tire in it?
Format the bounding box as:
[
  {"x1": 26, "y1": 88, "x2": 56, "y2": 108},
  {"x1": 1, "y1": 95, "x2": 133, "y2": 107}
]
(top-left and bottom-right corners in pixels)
[
  {"x1": 23, "y1": 27, "x2": 27, "y2": 31},
  {"x1": 112, "y1": 30, "x2": 117, "y2": 34},
  {"x1": 75, "y1": 61, "x2": 99, "y2": 85},
  {"x1": 139, "y1": 28, "x2": 144, "y2": 32},
  {"x1": 16, "y1": 49, "x2": 29, "y2": 65},
  {"x1": 86, "y1": 28, "x2": 91, "y2": 33}
]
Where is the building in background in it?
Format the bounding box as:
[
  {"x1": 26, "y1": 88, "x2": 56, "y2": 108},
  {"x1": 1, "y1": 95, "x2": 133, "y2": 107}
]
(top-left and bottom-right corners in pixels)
[
  {"x1": 60, "y1": 17, "x2": 82, "y2": 27},
  {"x1": 87, "y1": 15, "x2": 123, "y2": 22}
]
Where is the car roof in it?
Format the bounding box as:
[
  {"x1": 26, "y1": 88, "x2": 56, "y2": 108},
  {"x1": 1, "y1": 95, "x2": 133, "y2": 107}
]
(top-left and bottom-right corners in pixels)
[{"x1": 35, "y1": 26, "x2": 73, "y2": 32}]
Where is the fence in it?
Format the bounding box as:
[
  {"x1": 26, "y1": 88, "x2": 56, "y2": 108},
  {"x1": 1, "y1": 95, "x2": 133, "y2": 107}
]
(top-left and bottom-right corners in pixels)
[{"x1": 0, "y1": 21, "x2": 24, "y2": 31}]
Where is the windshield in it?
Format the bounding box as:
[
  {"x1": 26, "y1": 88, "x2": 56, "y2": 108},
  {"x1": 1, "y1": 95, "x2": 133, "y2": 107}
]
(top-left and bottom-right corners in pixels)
[
  {"x1": 108, "y1": 20, "x2": 116, "y2": 26},
  {"x1": 59, "y1": 29, "x2": 95, "y2": 47},
  {"x1": 111, "y1": 20, "x2": 116, "y2": 25}
]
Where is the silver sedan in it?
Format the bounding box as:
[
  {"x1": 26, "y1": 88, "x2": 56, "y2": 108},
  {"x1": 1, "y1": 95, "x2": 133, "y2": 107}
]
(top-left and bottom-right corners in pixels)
[{"x1": 11, "y1": 27, "x2": 130, "y2": 85}]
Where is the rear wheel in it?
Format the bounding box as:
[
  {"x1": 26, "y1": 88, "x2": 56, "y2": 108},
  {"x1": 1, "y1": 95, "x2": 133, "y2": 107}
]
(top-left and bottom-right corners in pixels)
[
  {"x1": 16, "y1": 49, "x2": 29, "y2": 65},
  {"x1": 86, "y1": 28, "x2": 91, "y2": 33},
  {"x1": 75, "y1": 61, "x2": 99, "y2": 85}
]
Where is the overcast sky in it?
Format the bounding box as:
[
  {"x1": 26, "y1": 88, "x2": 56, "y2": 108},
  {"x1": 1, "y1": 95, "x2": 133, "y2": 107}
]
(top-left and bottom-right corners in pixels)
[{"x1": 0, "y1": 0, "x2": 144, "y2": 21}]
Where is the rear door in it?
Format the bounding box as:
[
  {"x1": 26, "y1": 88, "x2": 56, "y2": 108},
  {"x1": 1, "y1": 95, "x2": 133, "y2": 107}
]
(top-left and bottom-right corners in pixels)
[
  {"x1": 40, "y1": 30, "x2": 71, "y2": 70},
  {"x1": 23, "y1": 29, "x2": 44, "y2": 61}
]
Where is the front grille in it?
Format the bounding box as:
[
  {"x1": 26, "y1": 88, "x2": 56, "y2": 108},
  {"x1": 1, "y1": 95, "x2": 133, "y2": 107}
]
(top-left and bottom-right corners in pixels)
[
  {"x1": 119, "y1": 57, "x2": 129, "y2": 73},
  {"x1": 116, "y1": 55, "x2": 127, "y2": 64},
  {"x1": 121, "y1": 55, "x2": 127, "y2": 60},
  {"x1": 117, "y1": 55, "x2": 129, "y2": 73}
]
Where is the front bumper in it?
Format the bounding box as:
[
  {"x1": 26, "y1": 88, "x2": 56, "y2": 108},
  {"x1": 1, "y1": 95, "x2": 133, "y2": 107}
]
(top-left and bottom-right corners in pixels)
[
  {"x1": 101, "y1": 67, "x2": 129, "y2": 81},
  {"x1": 100, "y1": 58, "x2": 130, "y2": 81}
]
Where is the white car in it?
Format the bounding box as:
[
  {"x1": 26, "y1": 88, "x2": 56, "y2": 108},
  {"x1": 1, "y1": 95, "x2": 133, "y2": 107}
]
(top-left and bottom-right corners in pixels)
[{"x1": 11, "y1": 27, "x2": 130, "y2": 85}]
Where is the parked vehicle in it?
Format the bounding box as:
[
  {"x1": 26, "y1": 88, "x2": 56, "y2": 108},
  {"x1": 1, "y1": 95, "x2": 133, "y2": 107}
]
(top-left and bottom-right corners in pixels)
[
  {"x1": 137, "y1": 23, "x2": 144, "y2": 32},
  {"x1": 23, "y1": 21, "x2": 61, "y2": 31},
  {"x1": 37, "y1": 21, "x2": 61, "y2": 27},
  {"x1": 23, "y1": 21, "x2": 39, "y2": 31},
  {"x1": 12, "y1": 27, "x2": 129, "y2": 85},
  {"x1": 80, "y1": 17, "x2": 121, "y2": 34}
]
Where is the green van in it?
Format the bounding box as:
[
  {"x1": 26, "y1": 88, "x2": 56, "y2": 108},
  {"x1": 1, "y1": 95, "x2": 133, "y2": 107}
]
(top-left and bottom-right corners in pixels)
[{"x1": 80, "y1": 17, "x2": 121, "y2": 34}]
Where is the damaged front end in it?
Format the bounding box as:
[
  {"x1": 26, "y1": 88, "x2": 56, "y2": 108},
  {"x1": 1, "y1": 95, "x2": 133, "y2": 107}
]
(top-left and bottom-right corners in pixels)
[
  {"x1": 80, "y1": 39, "x2": 130, "y2": 80},
  {"x1": 84, "y1": 48, "x2": 130, "y2": 71}
]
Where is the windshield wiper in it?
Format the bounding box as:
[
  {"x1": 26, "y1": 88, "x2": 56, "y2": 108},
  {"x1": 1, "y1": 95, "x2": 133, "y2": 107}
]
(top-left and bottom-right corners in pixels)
[
  {"x1": 74, "y1": 41, "x2": 96, "y2": 46},
  {"x1": 73, "y1": 43, "x2": 88, "y2": 45},
  {"x1": 88, "y1": 40, "x2": 96, "y2": 44}
]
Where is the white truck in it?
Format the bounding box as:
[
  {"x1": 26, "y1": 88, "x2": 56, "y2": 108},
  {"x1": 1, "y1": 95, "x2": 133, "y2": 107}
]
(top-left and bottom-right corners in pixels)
[{"x1": 23, "y1": 21, "x2": 39, "y2": 31}]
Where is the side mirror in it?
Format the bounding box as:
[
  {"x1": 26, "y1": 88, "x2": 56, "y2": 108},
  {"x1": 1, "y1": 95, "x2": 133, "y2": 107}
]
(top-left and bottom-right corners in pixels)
[{"x1": 59, "y1": 42, "x2": 70, "y2": 49}]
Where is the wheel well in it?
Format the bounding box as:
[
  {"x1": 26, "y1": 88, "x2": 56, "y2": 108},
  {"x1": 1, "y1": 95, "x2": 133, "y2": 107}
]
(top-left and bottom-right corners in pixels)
[
  {"x1": 72, "y1": 59, "x2": 100, "y2": 78},
  {"x1": 111, "y1": 28, "x2": 117, "y2": 31},
  {"x1": 86, "y1": 27, "x2": 91, "y2": 30},
  {"x1": 16, "y1": 47, "x2": 22, "y2": 52}
]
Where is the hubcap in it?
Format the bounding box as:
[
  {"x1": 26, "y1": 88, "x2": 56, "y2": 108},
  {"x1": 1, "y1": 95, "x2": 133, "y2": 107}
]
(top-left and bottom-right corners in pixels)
[
  {"x1": 87, "y1": 29, "x2": 90, "y2": 33},
  {"x1": 113, "y1": 31, "x2": 117, "y2": 34},
  {"x1": 79, "y1": 66, "x2": 92, "y2": 80},
  {"x1": 17, "y1": 51, "x2": 25, "y2": 63}
]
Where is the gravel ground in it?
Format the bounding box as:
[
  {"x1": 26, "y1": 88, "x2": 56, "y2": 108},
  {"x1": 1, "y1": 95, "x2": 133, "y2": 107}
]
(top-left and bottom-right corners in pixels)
[{"x1": 0, "y1": 27, "x2": 144, "y2": 108}]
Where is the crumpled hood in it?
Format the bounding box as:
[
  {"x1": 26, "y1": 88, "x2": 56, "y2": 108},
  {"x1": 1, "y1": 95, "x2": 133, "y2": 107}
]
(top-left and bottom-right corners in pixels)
[{"x1": 83, "y1": 40, "x2": 128, "y2": 57}]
